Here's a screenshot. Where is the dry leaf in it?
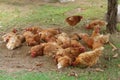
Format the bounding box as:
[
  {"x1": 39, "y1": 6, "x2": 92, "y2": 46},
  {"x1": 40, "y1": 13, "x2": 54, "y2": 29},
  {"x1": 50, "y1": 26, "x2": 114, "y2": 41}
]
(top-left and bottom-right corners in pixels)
[
  {"x1": 112, "y1": 48, "x2": 117, "y2": 52},
  {"x1": 95, "y1": 68, "x2": 104, "y2": 72},
  {"x1": 103, "y1": 65, "x2": 108, "y2": 68},
  {"x1": 118, "y1": 64, "x2": 120, "y2": 67},
  {"x1": 109, "y1": 42, "x2": 117, "y2": 51},
  {"x1": 15, "y1": 65, "x2": 23, "y2": 68},
  {"x1": 36, "y1": 63, "x2": 43, "y2": 67},
  {"x1": 27, "y1": 67, "x2": 35, "y2": 72},
  {"x1": 104, "y1": 56, "x2": 111, "y2": 61},
  {"x1": 108, "y1": 78, "x2": 110, "y2": 80},
  {"x1": 68, "y1": 72, "x2": 78, "y2": 77},
  {"x1": 113, "y1": 53, "x2": 118, "y2": 58}
]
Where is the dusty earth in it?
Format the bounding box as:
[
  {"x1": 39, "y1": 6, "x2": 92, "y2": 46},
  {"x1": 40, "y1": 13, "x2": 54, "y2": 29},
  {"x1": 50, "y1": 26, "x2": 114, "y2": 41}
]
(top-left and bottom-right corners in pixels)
[
  {"x1": 0, "y1": 27, "x2": 120, "y2": 73},
  {"x1": 0, "y1": 0, "x2": 119, "y2": 73}
]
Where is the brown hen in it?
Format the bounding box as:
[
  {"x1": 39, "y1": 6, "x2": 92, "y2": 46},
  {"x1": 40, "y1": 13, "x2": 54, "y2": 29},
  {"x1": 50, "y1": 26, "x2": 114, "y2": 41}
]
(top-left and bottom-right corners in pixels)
[
  {"x1": 6, "y1": 34, "x2": 24, "y2": 50},
  {"x1": 23, "y1": 31, "x2": 41, "y2": 46},
  {"x1": 85, "y1": 20, "x2": 106, "y2": 29},
  {"x1": 79, "y1": 33, "x2": 94, "y2": 48},
  {"x1": 30, "y1": 44, "x2": 44, "y2": 57},
  {"x1": 72, "y1": 47, "x2": 104, "y2": 67},
  {"x1": 57, "y1": 56, "x2": 72, "y2": 69},
  {"x1": 39, "y1": 28, "x2": 61, "y2": 42},
  {"x1": 66, "y1": 15, "x2": 83, "y2": 26}
]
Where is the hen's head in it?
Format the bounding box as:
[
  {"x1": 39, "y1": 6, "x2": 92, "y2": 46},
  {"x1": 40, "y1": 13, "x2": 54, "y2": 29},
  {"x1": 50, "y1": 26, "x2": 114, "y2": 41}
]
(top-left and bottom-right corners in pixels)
[
  {"x1": 79, "y1": 47, "x2": 86, "y2": 53},
  {"x1": 31, "y1": 51, "x2": 43, "y2": 58},
  {"x1": 12, "y1": 28, "x2": 18, "y2": 33},
  {"x1": 31, "y1": 51, "x2": 37, "y2": 58},
  {"x1": 94, "y1": 25, "x2": 100, "y2": 33}
]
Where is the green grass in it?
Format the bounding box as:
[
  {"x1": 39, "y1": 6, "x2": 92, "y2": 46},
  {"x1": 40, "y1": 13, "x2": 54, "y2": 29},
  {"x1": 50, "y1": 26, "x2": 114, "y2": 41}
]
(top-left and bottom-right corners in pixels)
[
  {"x1": 0, "y1": 5, "x2": 78, "y2": 30},
  {"x1": 119, "y1": 0, "x2": 120, "y2": 4},
  {"x1": 81, "y1": 6, "x2": 106, "y2": 19},
  {"x1": 0, "y1": 0, "x2": 107, "y2": 30},
  {"x1": 117, "y1": 23, "x2": 120, "y2": 31},
  {"x1": 0, "y1": 66, "x2": 120, "y2": 80}
]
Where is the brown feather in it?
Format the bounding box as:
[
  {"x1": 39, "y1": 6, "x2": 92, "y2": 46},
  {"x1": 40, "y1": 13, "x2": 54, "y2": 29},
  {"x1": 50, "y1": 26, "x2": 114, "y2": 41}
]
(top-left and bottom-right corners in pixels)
[{"x1": 66, "y1": 15, "x2": 83, "y2": 26}]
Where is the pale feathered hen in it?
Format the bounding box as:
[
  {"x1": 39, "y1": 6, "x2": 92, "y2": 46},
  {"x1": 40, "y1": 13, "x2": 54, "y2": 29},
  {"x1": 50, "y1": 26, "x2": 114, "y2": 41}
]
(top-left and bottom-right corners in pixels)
[
  {"x1": 92, "y1": 34, "x2": 110, "y2": 50},
  {"x1": 57, "y1": 56, "x2": 72, "y2": 69},
  {"x1": 6, "y1": 34, "x2": 24, "y2": 50},
  {"x1": 2, "y1": 32, "x2": 16, "y2": 42},
  {"x1": 56, "y1": 32, "x2": 71, "y2": 48},
  {"x1": 94, "y1": 34, "x2": 110, "y2": 44}
]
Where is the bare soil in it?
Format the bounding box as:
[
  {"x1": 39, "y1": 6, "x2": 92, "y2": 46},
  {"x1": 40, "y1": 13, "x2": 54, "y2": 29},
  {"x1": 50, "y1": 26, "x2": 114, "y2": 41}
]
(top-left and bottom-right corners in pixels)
[{"x1": 0, "y1": 28, "x2": 120, "y2": 73}]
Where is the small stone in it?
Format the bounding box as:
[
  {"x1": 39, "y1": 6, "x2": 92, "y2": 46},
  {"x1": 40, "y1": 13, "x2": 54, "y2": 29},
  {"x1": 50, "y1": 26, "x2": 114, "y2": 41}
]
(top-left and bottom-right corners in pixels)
[{"x1": 95, "y1": 68, "x2": 104, "y2": 72}]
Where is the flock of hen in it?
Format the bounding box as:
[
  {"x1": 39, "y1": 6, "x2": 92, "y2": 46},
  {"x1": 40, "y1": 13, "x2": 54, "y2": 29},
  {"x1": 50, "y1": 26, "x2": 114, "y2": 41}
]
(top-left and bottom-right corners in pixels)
[{"x1": 2, "y1": 16, "x2": 111, "y2": 69}]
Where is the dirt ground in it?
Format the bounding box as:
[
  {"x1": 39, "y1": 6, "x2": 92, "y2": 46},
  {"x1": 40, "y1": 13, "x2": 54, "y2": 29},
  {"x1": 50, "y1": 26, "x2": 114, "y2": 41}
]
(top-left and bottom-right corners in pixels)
[
  {"x1": 0, "y1": 29, "x2": 88, "y2": 73},
  {"x1": 0, "y1": 29, "x2": 120, "y2": 73},
  {"x1": 0, "y1": 0, "x2": 119, "y2": 73}
]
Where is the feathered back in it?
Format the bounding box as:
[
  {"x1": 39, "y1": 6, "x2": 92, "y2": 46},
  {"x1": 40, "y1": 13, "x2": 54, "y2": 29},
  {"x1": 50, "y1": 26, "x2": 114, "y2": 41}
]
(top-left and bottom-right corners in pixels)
[
  {"x1": 72, "y1": 47, "x2": 104, "y2": 67},
  {"x1": 66, "y1": 15, "x2": 83, "y2": 26},
  {"x1": 85, "y1": 20, "x2": 106, "y2": 29}
]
